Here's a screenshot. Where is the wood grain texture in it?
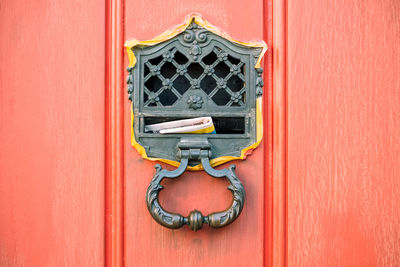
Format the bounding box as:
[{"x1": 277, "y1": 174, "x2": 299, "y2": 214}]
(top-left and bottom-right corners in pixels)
[
  {"x1": 0, "y1": 0, "x2": 105, "y2": 266},
  {"x1": 287, "y1": 0, "x2": 400, "y2": 266},
  {"x1": 124, "y1": 1, "x2": 266, "y2": 266}
]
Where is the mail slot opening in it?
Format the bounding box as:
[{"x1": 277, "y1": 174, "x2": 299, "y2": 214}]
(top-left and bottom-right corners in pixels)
[
  {"x1": 143, "y1": 117, "x2": 245, "y2": 134},
  {"x1": 126, "y1": 18, "x2": 265, "y2": 164}
]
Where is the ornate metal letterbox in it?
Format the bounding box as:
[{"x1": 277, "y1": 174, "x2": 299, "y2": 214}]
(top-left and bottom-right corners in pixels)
[{"x1": 125, "y1": 15, "x2": 266, "y2": 231}]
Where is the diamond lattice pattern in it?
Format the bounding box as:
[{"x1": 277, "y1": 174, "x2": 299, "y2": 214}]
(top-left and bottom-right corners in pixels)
[{"x1": 143, "y1": 47, "x2": 246, "y2": 107}]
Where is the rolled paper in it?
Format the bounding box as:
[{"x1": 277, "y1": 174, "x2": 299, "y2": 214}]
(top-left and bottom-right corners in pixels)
[{"x1": 145, "y1": 117, "x2": 216, "y2": 134}]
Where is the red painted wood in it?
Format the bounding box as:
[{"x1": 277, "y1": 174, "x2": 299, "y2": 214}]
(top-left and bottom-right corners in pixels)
[
  {"x1": 263, "y1": 0, "x2": 274, "y2": 266},
  {"x1": 271, "y1": 0, "x2": 288, "y2": 266},
  {"x1": 124, "y1": 1, "x2": 267, "y2": 266},
  {"x1": 4, "y1": 0, "x2": 398, "y2": 266},
  {"x1": 287, "y1": 0, "x2": 400, "y2": 265},
  {"x1": 0, "y1": 0, "x2": 105, "y2": 266},
  {"x1": 105, "y1": 0, "x2": 126, "y2": 266}
]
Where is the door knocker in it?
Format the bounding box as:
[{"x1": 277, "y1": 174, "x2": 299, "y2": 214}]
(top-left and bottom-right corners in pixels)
[{"x1": 125, "y1": 14, "x2": 267, "y2": 231}]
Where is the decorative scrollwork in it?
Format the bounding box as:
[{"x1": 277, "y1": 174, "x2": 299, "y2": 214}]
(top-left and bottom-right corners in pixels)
[
  {"x1": 183, "y1": 29, "x2": 195, "y2": 43},
  {"x1": 145, "y1": 142, "x2": 245, "y2": 231},
  {"x1": 195, "y1": 30, "x2": 207, "y2": 43},
  {"x1": 200, "y1": 154, "x2": 246, "y2": 228},
  {"x1": 255, "y1": 67, "x2": 264, "y2": 98},
  {"x1": 182, "y1": 23, "x2": 208, "y2": 61},
  {"x1": 146, "y1": 156, "x2": 188, "y2": 229},
  {"x1": 126, "y1": 67, "x2": 134, "y2": 101}
]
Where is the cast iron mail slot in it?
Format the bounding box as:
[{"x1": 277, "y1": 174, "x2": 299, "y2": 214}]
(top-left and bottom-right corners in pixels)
[{"x1": 125, "y1": 15, "x2": 266, "y2": 231}]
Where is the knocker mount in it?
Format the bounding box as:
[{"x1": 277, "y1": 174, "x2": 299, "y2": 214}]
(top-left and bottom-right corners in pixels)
[{"x1": 146, "y1": 138, "x2": 245, "y2": 231}]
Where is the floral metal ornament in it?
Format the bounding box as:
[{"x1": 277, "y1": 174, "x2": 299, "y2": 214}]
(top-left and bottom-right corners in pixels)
[
  {"x1": 230, "y1": 92, "x2": 242, "y2": 103},
  {"x1": 204, "y1": 65, "x2": 214, "y2": 75},
  {"x1": 177, "y1": 65, "x2": 187, "y2": 75},
  {"x1": 187, "y1": 95, "x2": 203, "y2": 110},
  {"x1": 162, "y1": 50, "x2": 174, "y2": 62},
  {"x1": 162, "y1": 79, "x2": 173, "y2": 90}
]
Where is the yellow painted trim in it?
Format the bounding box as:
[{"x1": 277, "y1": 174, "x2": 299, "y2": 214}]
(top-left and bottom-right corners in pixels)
[
  {"x1": 126, "y1": 14, "x2": 267, "y2": 171},
  {"x1": 125, "y1": 13, "x2": 267, "y2": 69}
]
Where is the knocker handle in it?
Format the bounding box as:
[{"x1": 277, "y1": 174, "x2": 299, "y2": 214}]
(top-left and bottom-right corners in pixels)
[{"x1": 146, "y1": 147, "x2": 246, "y2": 231}]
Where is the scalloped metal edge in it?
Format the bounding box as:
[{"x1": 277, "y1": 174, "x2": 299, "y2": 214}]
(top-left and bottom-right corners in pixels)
[{"x1": 125, "y1": 13, "x2": 267, "y2": 171}]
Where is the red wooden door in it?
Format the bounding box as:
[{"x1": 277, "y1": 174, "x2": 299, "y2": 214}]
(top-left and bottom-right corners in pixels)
[
  {"x1": 0, "y1": 0, "x2": 105, "y2": 266},
  {"x1": 286, "y1": 1, "x2": 400, "y2": 266},
  {"x1": 1, "y1": 0, "x2": 400, "y2": 266}
]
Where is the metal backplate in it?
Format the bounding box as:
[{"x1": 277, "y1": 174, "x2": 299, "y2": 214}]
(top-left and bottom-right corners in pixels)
[{"x1": 127, "y1": 21, "x2": 263, "y2": 166}]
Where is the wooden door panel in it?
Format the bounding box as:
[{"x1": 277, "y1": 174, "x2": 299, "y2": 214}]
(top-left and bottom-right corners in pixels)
[
  {"x1": 287, "y1": 0, "x2": 400, "y2": 265},
  {"x1": 124, "y1": 1, "x2": 267, "y2": 266},
  {"x1": 0, "y1": 0, "x2": 105, "y2": 266}
]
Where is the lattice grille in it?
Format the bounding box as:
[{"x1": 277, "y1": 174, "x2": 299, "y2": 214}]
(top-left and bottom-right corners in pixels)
[{"x1": 143, "y1": 46, "x2": 246, "y2": 107}]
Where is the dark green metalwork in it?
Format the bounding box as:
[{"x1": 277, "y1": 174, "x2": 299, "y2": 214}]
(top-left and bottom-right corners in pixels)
[
  {"x1": 127, "y1": 20, "x2": 264, "y2": 230},
  {"x1": 146, "y1": 138, "x2": 245, "y2": 231},
  {"x1": 127, "y1": 21, "x2": 263, "y2": 163}
]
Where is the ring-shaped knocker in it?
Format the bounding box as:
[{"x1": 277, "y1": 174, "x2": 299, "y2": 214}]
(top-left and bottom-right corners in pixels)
[{"x1": 146, "y1": 139, "x2": 246, "y2": 231}]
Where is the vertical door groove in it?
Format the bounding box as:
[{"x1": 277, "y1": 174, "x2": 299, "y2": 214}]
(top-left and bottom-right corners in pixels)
[
  {"x1": 263, "y1": 0, "x2": 274, "y2": 266},
  {"x1": 272, "y1": 0, "x2": 288, "y2": 266},
  {"x1": 105, "y1": 0, "x2": 125, "y2": 266}
]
